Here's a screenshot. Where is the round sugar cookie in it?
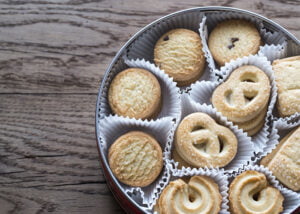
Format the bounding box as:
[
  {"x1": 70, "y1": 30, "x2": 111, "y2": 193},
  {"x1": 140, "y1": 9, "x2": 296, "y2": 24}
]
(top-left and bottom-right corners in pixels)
[
  {"x1": 108, "y1": 131, "x2": 163, "y2": 187},
  {"x1": 208, "y1": 19, "x2": 261, "y2": 66},
  {"x1": 154, "y1": 28, "x2": 205, "y2": 86},
  {"x1": 108, "y1": 68, "x2": 161, "y2": 119}
]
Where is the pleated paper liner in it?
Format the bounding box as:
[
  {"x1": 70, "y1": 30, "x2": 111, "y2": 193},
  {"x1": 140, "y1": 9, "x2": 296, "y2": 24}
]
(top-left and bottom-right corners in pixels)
[
  {"x1": 98, "y1": 57, "x2": 181, "y2": 121},
  {"x1": 124, "y1": 11, "x2": 219, "y2": 89},
  {"x1": 98, "y1": 116, "x2": 175, "y2": 208},
  {"x1": 153, "y1": 167, "x2": 230, "y2": 214},
  {"x1": 189, "y1": 55, "x2": 277, "y2": 153},
  {"x1": 258, "y1": 43, "x2": 287, "y2": 62},
  {"x1": 227, "y1": 165, "x2": 300, "y2": 214},
  {"x1": 198, "y1": 11, "x2": 287, "y2": 71},
  {"x1": 168, "y1": 94, "x2": 253, "y2": 174}
]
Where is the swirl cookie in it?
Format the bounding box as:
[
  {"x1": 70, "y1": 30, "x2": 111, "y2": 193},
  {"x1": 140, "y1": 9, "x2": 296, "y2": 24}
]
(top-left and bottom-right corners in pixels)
[
  {"x1": 212, "y1": 65, "x2": 270, "y2": 136},
  {"x1": 272, "y1": 56, "x2": 300, "y2": 117},
  {"x1": 208, "y1": 19, "x2": 261, "y2": 66},
  {"x1": 261, "y1": 127, "x2": 300, "y2": 191},
  {"x1": 229, "y1": 170, "x2": 284, "y2": 214},
  {"x1": 175, "y1": 112, "x2": 238, "y2": 168},
  {"x1": 108, "y1": 131, "x2": 163, "y2": 187},
  {"x1": 108, "y1": 68, "x2": 161, "y2": 119},
  {"x1": 156, "y1": 176, "x2": 222, "y2": 214},
  {"x1": 154, "y1": 28, "x2": 205, "y2": 86}
]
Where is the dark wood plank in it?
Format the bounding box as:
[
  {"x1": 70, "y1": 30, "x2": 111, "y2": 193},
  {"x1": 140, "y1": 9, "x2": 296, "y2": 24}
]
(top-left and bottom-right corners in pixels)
[
  {"x1": 0, "y1": 94, "x2": 124, "y2": 213},
  {"x1": 0, "y1": 0, "x2": 299, "y2": 93}
]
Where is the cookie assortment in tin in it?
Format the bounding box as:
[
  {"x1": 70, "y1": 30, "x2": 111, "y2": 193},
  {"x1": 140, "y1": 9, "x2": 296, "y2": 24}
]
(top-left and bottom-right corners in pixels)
[{"x1": 96, "y1": 7, "x2": 300, "y2": 214}]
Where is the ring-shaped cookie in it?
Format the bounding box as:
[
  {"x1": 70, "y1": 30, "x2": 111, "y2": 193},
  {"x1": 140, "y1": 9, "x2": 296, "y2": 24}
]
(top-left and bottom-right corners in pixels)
[
  {"x1": 157, "y1": 176, "x2": 222, "y2": 214},
  {"x1": 229, "y1": 170, "x2": 284, "y2": 214}
]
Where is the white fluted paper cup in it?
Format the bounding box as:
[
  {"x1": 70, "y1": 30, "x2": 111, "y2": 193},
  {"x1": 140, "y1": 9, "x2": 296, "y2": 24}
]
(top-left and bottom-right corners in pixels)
[
  {"x1": 98, "y1": 116, "x2": 175, "y2": 208},
  {"x1": 258, "y1": 42, "x2": 287, "y2": 62},
  {"x1": 98, "y1": 57, "x2": 181, "y2": 122},
  {"x1": 198, "y1": 12, "x2": 287, "y2": 71}
]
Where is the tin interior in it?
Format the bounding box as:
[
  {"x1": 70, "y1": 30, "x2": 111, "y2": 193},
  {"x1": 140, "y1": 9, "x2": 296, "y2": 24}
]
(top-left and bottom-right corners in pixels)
[{"x1": 95, "y1": 6, "x2": 300, "y2": 214}]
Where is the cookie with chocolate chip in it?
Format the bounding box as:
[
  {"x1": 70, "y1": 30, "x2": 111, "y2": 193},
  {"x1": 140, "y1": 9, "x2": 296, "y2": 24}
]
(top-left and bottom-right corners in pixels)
[
  {"x1": 208, "y1": 19, "x2": 261, "y2": 66},
  {"x1": 154, "y1": 29, "x2": 205, "y2": 86}
]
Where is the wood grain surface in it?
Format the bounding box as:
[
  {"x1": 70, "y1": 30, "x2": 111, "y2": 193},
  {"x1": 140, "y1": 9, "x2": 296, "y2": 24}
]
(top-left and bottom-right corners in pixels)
[{"x1": 0, "y1": 0, "x2": 299, "y2": 213}]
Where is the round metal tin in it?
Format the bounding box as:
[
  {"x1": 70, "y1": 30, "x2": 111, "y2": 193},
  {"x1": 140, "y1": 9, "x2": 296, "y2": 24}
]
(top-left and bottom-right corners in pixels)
[{"x1": 95, "y1": 6, "x2": 300, "y2": 214}]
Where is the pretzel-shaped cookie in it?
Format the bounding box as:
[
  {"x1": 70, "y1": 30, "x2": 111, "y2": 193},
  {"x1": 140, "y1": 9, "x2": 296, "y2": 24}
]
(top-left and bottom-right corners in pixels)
[
  {"x1": 175, "y1": 112, "x2": 237, "y2": 168},
  {"x1": 212, "y1": 65, "x2": 270, "y2": 122},
  {"x1": 229, "y1": 170, "x2": 284, "y2": 214},
  {"x1": 157, "y1": 176, "x2": 222, "y2": 214}
]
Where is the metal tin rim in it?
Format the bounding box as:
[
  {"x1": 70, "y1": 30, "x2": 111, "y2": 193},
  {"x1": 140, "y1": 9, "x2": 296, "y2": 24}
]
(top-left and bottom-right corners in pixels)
[{"x1": 95, "y1": 6, "x2": 299, "y2": 214}]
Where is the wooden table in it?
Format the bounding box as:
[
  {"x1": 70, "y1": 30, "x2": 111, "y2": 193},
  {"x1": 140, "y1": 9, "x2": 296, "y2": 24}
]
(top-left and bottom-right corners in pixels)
[{"x1": 0, "y1": 0, "x2": 299, "y2": 213}]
